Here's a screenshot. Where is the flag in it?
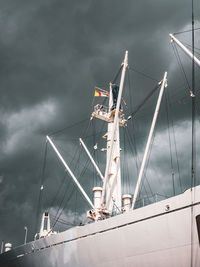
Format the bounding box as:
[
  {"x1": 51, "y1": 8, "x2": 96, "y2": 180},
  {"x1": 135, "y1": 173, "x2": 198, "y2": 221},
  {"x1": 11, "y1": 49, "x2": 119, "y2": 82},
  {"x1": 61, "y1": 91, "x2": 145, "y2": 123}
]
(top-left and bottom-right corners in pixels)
[{"x1": 94, "y1": 90, "x2": 109, "y2": 97}]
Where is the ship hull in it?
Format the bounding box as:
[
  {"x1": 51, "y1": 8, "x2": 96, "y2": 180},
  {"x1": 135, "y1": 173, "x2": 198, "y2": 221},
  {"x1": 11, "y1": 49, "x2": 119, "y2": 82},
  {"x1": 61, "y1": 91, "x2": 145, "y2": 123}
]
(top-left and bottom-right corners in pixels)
[{"x1": 1, "y1": 186, "x2": 200, "y2": 267}]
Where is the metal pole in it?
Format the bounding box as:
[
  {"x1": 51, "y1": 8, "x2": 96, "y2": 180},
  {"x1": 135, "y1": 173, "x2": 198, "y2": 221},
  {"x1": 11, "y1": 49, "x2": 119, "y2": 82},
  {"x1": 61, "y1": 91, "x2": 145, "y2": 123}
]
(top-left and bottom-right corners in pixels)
[
  {"x1": 24, "y1": 226, "x2": 28, "y2": 244},
  {"x1": 169, "y1": 34, "x2": 200, "y2": 67},
  {"x1": 143, "y1": 198, "x2": 145, "y2": 207},
  {"x1": 131, "y1": 72, "x2": 168, "y2": 210},
  {"x1": 79, "y1": 138, "x2": 104, "y2": 181},
  {"x1": 0, "y1": 240, "x2": 4, "y2": 254},
  {"x1": 46, "y1": 136, "x2": 94, "y2": 209},
  {"x1": 101, "y1": 51, "x2": 128, "y2": 205}
]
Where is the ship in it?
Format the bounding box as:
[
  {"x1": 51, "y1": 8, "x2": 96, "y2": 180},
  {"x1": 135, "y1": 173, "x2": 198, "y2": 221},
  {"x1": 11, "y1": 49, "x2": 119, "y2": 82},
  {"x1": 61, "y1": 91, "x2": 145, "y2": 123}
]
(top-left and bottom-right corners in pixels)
[{"x1": 0, "y1": 32, "x2": 200, "y2": 267}]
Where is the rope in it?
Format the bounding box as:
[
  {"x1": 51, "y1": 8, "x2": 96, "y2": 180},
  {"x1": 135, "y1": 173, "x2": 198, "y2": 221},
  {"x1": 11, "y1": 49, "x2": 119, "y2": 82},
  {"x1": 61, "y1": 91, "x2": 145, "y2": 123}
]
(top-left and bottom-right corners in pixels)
[
  {"x1": 48, "y1": 174, "x2": 67, "y2": 212},
  {"x1": 35, "y1": 141, "x2": 48, "y2": 233},
  {"x1": 190, "y1": 2, "x2": 195, "y2": 266},
  {"x1": 127, "y1": 69, "x2": 155, "y2": 203},
  {"x1": 112, "y1": 65, "x2": 123, "y2": 84},
  {"x1": 49, "y1": 118, "x2": 89, "y2": 137},
  {"x1": 171, "y1": 42, "x2": 191, "y2": 92},
  {"x1": 52, "y1": 155, "x2": 92, "y2": 229},
  {"x1": 165, "y1": 91, "x2": 175, "y2": 196},
  {"x1": 167, "y1": 92, "x2": 182, "y2": 193},
  {"x1": 173, "y1": 27, "x2": 200, "y2": 35},
  {"x1": 129, "y1": 66, "x2": 159, "y2": 82},
  {"x1": 130, "y1": 83, "x2": 160, "y2": 118}
]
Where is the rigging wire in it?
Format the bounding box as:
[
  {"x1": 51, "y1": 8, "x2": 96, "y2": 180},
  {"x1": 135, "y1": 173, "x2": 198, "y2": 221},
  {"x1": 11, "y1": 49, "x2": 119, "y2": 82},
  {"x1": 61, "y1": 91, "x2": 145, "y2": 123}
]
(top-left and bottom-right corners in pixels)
[
  {"x1": 112, "y1": 65, "x2": 123, "y2": 84},
  {"x1": 165, "y1": 91, "x2": 175, "y2": 196},
  {"x1": 50, "y1": 215, "x2": 76, "y2": 226},
  {"x1": 129, "y1": 83, "x2": 160, "y2": 118},
  {"x1": 191, "y1": 0, "x2": 196, "y2": 189},
  {"x1": 127, "y1": 69, "x2": 155, "y2": 204},
  {"x1": 125, "y1": 114, "x2": 154, "y2": 204},
  {"x1": 140, "y1": 127, "x2": 157, "y2": 202},
  {"x1": 49, "y1": 118, "x2": 89, "y2": 137},
  {"x1": 44, "y1": 116, "x2": 91, "y2": 227},
  {"x1": 171, "y1": 42, "x2": 191, "y2": 92},
  {"x1": 51, "y1": 110, "x2": 99, "y2": 227},
  {"x1": 51, "y1": 156, "x2": 92, "y2": 229},
  {"x1": 173, "y1": 27, "x2": 200, "y2": 35},
  {"x1": 51, "y1": 174, "x2": 73, "y2": 226},
  {"x1": 43, "y1": 74, "x2": 112, "y2": 227},
  {"x1": 181, "y1": 42, "x2": 200, "y2": 55},
  {"x1": 129, "y1": 66, "x2": 159, "y2": 82},
  {"x1": 35, "y1": 141, "x2": 48, "y2": 233},
  {"x1": 48, "y1": 173, "x2": 67, "y2": 212},
  {"x1": 122, "y1": 128, "x2": 131, "y2": 194},
  {"x1": 190, "y1": 1, "x2": 195, "y2": 266},
  {"x1": 50, "y1": 140, "x2": 82, "y2": 226},
  {"x1": 50, "y1": 93, "x2": 96, "y2": 223},
  {"x1": 167, "y1": 91, "x2": 182, "y2": 193}
]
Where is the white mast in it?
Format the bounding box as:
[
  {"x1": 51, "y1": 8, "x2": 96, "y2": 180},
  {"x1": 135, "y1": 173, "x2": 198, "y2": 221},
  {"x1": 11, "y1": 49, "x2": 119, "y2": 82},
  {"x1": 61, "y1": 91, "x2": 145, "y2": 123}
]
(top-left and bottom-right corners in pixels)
[
  {"x1": 46, "y1": 135, "x2": 94, "y2": 209},
  {"x1": 101, "y1": 51, "x2": 128, "y2": 212},
  {"x1": 131, "y1": 72, "x2": 168, "y2": 210},
  {"x1": 79, "y1": 138, "x2": 104, "y2": 181},
  {"x1": 169, "y1": 33, "x2": 200, "y2": 67}
]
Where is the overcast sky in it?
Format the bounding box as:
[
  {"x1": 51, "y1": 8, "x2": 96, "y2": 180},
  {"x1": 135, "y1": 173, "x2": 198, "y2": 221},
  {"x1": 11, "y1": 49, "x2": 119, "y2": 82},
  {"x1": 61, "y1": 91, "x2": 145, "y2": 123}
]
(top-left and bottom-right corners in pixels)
[{"x1": 0, "y1": 0, "x2": 200, "y2": 248}]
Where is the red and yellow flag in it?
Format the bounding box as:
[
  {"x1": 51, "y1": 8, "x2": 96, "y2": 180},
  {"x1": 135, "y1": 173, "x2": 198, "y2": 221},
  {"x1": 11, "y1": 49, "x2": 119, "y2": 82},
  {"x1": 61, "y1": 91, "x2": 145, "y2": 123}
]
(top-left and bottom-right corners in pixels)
[{"x1": 94, "y1": 90, "x2": 109, "y2": 97}]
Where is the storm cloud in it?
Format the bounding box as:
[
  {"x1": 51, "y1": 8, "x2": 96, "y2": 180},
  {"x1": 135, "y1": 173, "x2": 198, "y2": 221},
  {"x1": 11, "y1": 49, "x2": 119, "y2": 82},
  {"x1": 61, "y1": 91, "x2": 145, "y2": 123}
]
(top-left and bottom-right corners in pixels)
[{"x1": 0, "y1": 0, "x2": 200, "y2": 248}]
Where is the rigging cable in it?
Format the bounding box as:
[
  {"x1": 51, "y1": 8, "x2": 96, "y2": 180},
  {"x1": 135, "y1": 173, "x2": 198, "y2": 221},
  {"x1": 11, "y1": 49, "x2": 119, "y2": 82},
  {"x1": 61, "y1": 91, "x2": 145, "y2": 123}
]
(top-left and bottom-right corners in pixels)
[
  {"x1": 55, "y1": 143, "x2": 84, "y2": 224},
  {"x1": 190, "y1": 1, "x2": 195, "y2": 266},
  {"x1": 181, "y1": 42, "x2": 200, "y2": 56},
  {"x1": 49, "y1": 118, "x2": 89, "y2": 137},
  {"x1": 35, "y1": 141, "x2": 48, "y2": 233},
  {"x1": 167, "y1": 91, "x2": 182, "y2": 193},
  {"x1": 129, "y1": 66, "x2": 159, "y2": 82},
  {"x1": 171, "y1": 42, "x2": 191, "y2": 92},
  {"x1": 173, "y1": 27, "x2": 200, "y2": 35},
  {"x1": 50, "y1": 139, "x2": 82, "y2": 226},
  {"x1": 165, "y1": 91, "x2": 175, "y2": 196},
  {"x1": 52, "y1": 154, "x2": 92, "y2": 229},
  {"x1": 112, "y1": 65, "x2": 123, "y2": 84},
  {"x1": 129, "y1": 83, "x2": 160, "y2": 118},
  {"x1": 127, "y1": 69, "x2": 155, "y2": 204},
  {"x1": 127, "y1": 70, "x2": 150, "y2": 200},
  {"x1": 140, "y1": 125, "x2": 157, "y2": 202},
  {"x1": 191, "y1": 0, "x2": 196, "y2": 190},
  {"x1": 48, "y1": 173, "x2": 67, "y2": 213}
]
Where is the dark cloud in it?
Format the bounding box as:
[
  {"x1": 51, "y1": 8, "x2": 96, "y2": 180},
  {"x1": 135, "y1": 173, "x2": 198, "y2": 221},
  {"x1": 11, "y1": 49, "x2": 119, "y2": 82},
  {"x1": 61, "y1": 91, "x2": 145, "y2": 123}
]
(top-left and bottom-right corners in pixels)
[{"x1": 0, "y1": 0, "x2": 200, "y2": 248}]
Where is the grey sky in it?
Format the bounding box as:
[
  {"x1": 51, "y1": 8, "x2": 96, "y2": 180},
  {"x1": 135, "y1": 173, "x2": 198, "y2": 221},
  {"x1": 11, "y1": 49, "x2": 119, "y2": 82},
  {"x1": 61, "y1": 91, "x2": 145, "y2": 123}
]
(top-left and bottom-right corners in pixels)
[{"x1": 0, "y1": 0, "x2": 200, "y2": 247}]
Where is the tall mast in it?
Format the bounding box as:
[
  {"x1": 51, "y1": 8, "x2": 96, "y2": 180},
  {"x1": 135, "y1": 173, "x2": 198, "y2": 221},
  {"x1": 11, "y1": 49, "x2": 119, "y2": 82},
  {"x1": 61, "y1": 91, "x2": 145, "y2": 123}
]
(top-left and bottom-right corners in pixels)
[
  {"x1": 169, "y1": 34, "x2": 200, "y2": 67},
  {"x1": 46, "y1": 135, "x2": 94, "y2": 209},
  {"x1": 102, "y1": 51, "x2": 128, "y2": 211},
  {"x1": 131, "y1": 72, "x2": 168, "y2": 210},
  {"x1": 91, "y1": 51, "x2": 128, "y2": 213}
]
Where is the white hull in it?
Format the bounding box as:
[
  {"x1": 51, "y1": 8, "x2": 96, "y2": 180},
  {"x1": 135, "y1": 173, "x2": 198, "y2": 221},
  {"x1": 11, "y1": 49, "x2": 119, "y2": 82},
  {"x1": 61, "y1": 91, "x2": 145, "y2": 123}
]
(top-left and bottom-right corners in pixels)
[{"x1": 1, "y1": 186, "x2": 200, "y2": 267}]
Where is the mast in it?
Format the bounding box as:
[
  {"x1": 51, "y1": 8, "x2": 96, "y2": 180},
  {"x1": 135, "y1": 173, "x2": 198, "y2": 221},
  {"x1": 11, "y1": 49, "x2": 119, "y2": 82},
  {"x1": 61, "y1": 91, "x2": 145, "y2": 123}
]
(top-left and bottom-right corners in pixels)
[
  {"x1": 131, "y1": 72, "x2": 168, "y2": 210},
  {"x1": 91, "y1": 51, "x2": 128, "y2": 213},
  {"x1": 79, "y1": 138, "x2": 104, "y2": 182},
  {"x1": 102, "y1": 51, "x2": 128, "y2": 212},
  {"x1": 46, "y1": 135, "x2": 94, "y2": 209},
  {"x1": 169, "y1": 34, "x2": 200, "y2": 67}
]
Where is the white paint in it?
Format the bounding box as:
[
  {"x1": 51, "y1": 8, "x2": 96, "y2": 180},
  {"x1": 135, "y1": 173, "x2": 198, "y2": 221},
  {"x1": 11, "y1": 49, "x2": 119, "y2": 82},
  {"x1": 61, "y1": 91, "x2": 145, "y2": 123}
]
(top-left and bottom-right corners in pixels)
[
  {"x1": 132, "y1": 72, "x2": 168, "y2": 209},
  {"x1": 47, "y1": 135, "x2": 94, "y2": 209},
  {"x1": 102, "y1": 51, "x2": 128, "y2": 211}
]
